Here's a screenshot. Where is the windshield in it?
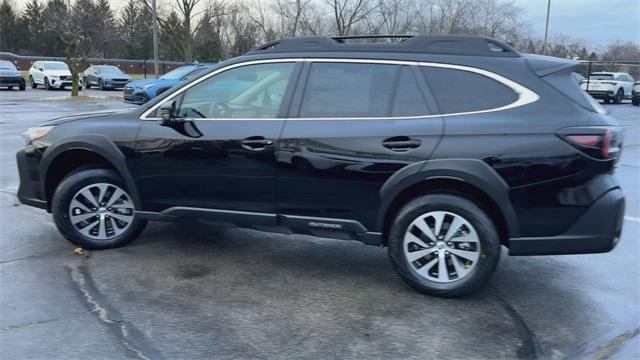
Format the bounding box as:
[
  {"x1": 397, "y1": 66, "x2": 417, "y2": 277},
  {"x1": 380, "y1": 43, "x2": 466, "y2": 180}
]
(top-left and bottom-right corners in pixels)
[
  {"x1": 97, "y1": 66, "x2": 124, "y2": 74},
  {"x1": 44, "y1": 63, "x2": 69, "y2": 70},
  {"x1": 160, "y1": 66, "x2": 199, "y2": 80},
  {"x1": 0, "y1": 61, "x2": 17, "y2": 71},
  {"x1": 589, "y1": 73, "x2": 613, "y2": 80}
]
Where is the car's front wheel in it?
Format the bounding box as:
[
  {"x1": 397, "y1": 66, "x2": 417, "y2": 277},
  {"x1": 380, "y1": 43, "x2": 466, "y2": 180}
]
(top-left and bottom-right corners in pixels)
[
  {"x1": 387, "y1": 193, "x2": 500, "y2": 297},
  {"x1": 30, "y1": 76, "x2": 37, "y2": 89},
  {"x1": 84, "y1": 77, "x2": 91, "y2": 89},
  {"x1": 52, "y1": 168, "x2": 146, "y2": 250},
  {"x1": 45, "y1": 77, "x2": 53, "y2": 90}
]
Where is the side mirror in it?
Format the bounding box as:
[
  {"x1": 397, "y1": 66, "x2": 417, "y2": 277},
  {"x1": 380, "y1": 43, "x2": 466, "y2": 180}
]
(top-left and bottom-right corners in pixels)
[{"x1": 160, "y1": 101, "x2": 177, "y2": 124}]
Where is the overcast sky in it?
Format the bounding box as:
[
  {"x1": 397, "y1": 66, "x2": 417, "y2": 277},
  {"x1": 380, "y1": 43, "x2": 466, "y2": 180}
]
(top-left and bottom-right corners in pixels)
[{"x1": 17, "y1": 0, "x2": 640, "y2": 47}]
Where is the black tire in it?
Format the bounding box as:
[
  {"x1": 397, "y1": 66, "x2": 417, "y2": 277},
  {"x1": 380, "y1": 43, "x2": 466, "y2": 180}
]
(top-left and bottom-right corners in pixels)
[
  {"x1": 633, "y1": 98, "x2": 639, "y2": 106},
  {"x1": 7, "y1": 86, "x2": 12, "y2": 90},
  {"x1": 30, "y1": 76, "x2": 37, "y2": 89},
  {"x1": 613, "y1": 89, "x2": 623, "y2": 104},
  {"x1": 84, "y1": 77, "x2": 91, "y2": 89},
  {"x1": 19, "y1": 82, "x2": 25, "y2": 90},
  {"x1": 52, "y1": 168, "x2": 147, "y2": 250},
  {"x1": 99, "y1": 79, "x2": 105, "y2": 90},
  {"x1": 387, "y1": 193, "x2": 501, "y2": 298},
  {"x1": 45, "y1": 76, "x2": 53, "y2": 90}
]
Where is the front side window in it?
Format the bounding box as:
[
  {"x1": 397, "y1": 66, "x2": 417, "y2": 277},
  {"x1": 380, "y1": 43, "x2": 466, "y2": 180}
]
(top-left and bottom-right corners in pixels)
[
  {"x1": 422, "y1": 67, "x2": 518, "y2": 114},
  {"x1": 175, "y1": 62, "x2": 295, "y2": 119},
  {"x1": 300, "y1": 62, "x2": 397, "y2": 117}
]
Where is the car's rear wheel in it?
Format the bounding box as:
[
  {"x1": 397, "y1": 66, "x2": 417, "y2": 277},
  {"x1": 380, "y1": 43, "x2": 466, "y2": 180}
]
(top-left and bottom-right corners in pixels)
[
  {"x1": 387, "y1": 193, "x2": 500, "y2": 297},
  {"x1": 633, "y1": 98, "x2": 639, "y2": 106},
  {"x1": 52, "y1": 168, "x2": 146, "y2": 249},
  {"x1": 19, "y1": 82, "x2": 25, "y2": 90},
  {"x1": 613, "y1": 89, "x2": 624, "y2": 104},
  {"x1": 30, "y1": 76, "x2": 36, "y2": 89},
  {"x1": 8, "y1": 86, "x2": 13, "y2": 90}
]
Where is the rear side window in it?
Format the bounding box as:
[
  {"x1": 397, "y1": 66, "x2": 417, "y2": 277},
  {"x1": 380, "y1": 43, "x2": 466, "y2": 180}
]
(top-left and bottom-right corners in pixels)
[
  {"x1": 422, "y1": 67, "x2": 518, "y2": 114},
  {"x1": 391, "y1": 67, "x2": 430, "y2": 117},
  {"x1": 300, "y1": 63, "x2": 397, "y2": 117}
]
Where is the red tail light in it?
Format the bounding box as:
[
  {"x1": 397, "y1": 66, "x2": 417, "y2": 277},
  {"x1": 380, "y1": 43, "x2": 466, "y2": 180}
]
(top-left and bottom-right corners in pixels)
[{"x1": 561, "y1": 128, "x2": 623, "y2": 160}]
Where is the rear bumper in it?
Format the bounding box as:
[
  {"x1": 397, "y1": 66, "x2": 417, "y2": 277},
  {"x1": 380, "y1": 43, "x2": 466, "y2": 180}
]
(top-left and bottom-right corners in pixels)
[
  {"x1": 586, "y1": 90, "x2": 614, "y2": 98},
  {"x1": 509, "y1": 188, "x2": 625, "y2": 255},
  {"x1": 0, "y1": 77, "x2": 25, "y2": 87}
]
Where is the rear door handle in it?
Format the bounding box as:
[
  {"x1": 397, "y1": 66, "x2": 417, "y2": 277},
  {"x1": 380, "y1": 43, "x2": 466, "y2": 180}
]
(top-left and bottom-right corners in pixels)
[
  {"x1": 241, "y1": 136, "x2": 273, "y2": 151},
  {"x1": 382, "y1": 137, "x2": 421, "y2": 152}
]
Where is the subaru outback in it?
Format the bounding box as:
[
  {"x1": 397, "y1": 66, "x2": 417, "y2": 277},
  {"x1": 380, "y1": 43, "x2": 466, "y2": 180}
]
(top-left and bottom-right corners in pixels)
[{"x1": 17, "y1": 36, "x2": 625, "y2": 297}]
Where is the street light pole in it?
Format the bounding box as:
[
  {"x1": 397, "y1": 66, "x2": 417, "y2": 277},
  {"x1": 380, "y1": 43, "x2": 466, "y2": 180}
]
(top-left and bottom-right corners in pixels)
[
  {"x1": 151, "y1": 0, "x2": 160, "y2": 78},
  {"x1": 542, "y1": 0, "x2": 551, "y2": 55}
]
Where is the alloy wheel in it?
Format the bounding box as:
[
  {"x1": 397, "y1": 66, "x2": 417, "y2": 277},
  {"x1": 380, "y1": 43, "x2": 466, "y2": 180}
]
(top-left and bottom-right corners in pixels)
[
  {"x1": 68, "y1": 183, "x2": 135, "y2": 240},
  {"x1": 403, "y1": 211, "x2": 481, "y2": 283}
]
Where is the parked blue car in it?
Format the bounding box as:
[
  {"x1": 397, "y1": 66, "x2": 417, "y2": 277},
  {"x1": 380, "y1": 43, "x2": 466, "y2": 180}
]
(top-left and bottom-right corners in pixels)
[{"x1": 123, "y1": 64, "x2": 213, "y2": 104}]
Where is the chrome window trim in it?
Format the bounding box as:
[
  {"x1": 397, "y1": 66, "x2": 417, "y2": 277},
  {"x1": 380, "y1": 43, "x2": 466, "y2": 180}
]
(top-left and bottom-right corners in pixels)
[{"x1": 140, "y1": 57, "x2": 539, "y2": 121}]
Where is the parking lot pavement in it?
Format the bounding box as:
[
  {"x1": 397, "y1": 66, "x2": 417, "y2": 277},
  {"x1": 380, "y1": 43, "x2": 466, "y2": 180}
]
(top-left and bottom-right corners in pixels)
[{"x1": 0, "y1": 94, "x2": 638, "y2": 359}]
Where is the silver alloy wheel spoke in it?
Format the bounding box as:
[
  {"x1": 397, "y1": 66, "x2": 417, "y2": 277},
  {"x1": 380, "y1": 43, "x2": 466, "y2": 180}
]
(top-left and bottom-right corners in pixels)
[
  {"x1": 403, "y1": 210, "x2": 481, "y2": 283},
  {"x1": 68, "y1": 183, "x2": 134, "y2": 241}
]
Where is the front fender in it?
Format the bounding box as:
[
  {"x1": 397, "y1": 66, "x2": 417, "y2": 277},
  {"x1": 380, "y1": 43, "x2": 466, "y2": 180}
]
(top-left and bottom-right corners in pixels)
[
  {"x1": 376, "y1": 159, "x2": 519, "y2": 237},
  {"x1": 40, "y1": 134, "x2": 140, "y2": 207}
]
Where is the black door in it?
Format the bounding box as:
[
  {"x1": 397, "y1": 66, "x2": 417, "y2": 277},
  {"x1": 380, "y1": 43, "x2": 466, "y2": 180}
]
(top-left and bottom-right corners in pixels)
[
  {"x1": 135, "y1": 61, "x2": 300, "y2": 213},
  {"x1": 276, "y1": 61, "x2": 443, "y2": 230}
]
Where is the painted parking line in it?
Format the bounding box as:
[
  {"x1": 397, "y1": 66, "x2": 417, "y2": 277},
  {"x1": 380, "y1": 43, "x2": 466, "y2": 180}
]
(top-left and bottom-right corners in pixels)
[{"x1": 625, "y1": 215, "x2": 640, "y2": 223}]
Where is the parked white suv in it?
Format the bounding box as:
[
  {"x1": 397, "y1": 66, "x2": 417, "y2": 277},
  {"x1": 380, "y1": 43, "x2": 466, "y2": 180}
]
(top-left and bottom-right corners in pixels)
[
  {"x1": 28, "y1": 61, "x2": 82, "y2": 90},
  {"x1": 580, "y1": 72, "x2": 634, "y2": 104}
]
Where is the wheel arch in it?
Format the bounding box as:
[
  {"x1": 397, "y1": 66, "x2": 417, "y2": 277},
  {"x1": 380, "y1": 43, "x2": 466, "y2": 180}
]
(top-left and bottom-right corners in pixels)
[
  {"x1": 376, "y1": 159, "x2": 519, "y2": 245},
  {"x1": 40, "y1": 135, "x2": 140, "y2": 211}
]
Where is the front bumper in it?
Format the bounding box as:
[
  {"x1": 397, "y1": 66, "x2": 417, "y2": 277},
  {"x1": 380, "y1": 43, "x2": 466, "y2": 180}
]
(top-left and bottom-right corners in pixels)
[
  {"x1": 123, "y1": 88, "x2": 150, "y2": 104},
  {"x1": 16, "y1": 148, "x2": 48, "y2": 210},
  {"x1": 0, "y1": 76, "x2": 25, "y2": 87},
  {"x1": 509, "y1": 188, "x2": 625, "y2": 255}
]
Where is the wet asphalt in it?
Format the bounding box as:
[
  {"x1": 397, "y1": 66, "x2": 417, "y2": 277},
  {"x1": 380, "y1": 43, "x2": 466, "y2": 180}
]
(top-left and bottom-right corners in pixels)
[{"x1": 0, "y1": 87, "x2": 639, "y2": 359}]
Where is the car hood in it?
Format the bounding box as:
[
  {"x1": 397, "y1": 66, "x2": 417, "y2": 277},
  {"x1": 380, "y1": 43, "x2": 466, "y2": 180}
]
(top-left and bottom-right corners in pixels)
[
  {"x1": 127, "y1": 78, "x2": 178, "y2": 89},
  {"x1": 43, "y1": 108, "x2": 135, "y2": 126},
  {"x1": 42, "y1": 69, "x2": 72, "y2": 77},
  {"x1": 0, "y1": 70, "x2": 22, "y2": 77}
]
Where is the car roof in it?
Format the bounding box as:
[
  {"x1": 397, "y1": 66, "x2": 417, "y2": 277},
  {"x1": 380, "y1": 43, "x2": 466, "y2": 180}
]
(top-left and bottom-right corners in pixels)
[{"x1": 247, "y1": 35, "x2": 520, "y2": 58}]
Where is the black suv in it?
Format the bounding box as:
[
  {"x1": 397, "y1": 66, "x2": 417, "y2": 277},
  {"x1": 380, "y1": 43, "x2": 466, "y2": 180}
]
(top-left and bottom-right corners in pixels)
[{"x1": 17, "y1": 36, "x2": 625, "y2": 297}]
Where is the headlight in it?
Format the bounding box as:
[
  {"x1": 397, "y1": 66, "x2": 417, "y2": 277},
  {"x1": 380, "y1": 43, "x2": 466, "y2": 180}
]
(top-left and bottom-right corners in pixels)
[
  {"x1": 140, "y1": 84, "x2": 154, "y2": 90},
  {"x1": 22, "y1": 126, "x2": 53, "y2": 144}
]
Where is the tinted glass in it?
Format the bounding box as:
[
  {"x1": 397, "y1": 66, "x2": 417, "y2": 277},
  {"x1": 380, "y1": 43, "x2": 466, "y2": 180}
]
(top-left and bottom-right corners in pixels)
[
  {"x1": 391, "y1": 67, "x2": 430, "y2": 116},
  {"x1": 183, "y1": 67, "x2": 209, "y2": 80},
  {"x1": 176, "y1": 62, "x2": 295, "y2": 119},
  {"x1": 589, "y1": 73, "x2": 613, "y2": 80},
  {"x1": 43, "y1": 63, "x2": 69, "y2": 70},
  {"x1": 0, "y1": 61, "x2": 17, "y2": 71},
  {"x1": 422, "y1": 67, "x2": 518, "y2": 114},
  {"x1": 300, "y1": 63, "x2": 397, "y2": 117}
]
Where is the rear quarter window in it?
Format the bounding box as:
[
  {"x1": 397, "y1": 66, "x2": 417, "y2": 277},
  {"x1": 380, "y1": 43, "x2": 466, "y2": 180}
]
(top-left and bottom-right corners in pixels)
[{"x1": 421, "y1": 67, "x2": 518, "y2": 114}]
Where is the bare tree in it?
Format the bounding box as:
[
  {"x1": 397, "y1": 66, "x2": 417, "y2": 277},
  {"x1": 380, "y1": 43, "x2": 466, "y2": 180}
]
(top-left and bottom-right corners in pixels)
[
  {"x1": 324, "y1": 0, "x2": 377, "y2": 36},
  {"x1": 366, "y1": 0, "x2": 417, "y2": 36}
]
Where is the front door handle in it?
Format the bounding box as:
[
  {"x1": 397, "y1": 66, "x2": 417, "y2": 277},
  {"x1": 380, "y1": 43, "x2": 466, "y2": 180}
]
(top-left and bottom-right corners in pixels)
[
  {"x1": 241, "y1": 136, "x2": 273, "y2": 151},
  {"x1": 382, "y1": 136, "x2": 421, "y2": 152}
]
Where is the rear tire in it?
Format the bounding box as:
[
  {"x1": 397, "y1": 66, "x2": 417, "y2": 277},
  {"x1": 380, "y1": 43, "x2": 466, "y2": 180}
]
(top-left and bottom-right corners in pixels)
[
  {"x1": 19, "y1": 82, "x2": 25, "y2": 90},
  {"x1": 633, "y1": 98, "x2": 639, "y2": 106},
  {"x1": 8, "y1": 86, "x2": 13, "y2": 90},
  {"x1": 387, "y1": 193, "x2": 500, "y2": 297},
  {"x1": 52, "y1": 168, "x2": 146, "y2": 250},
  {"x1": 613, "y1": 89, "x2": 623, "y2": 104}
]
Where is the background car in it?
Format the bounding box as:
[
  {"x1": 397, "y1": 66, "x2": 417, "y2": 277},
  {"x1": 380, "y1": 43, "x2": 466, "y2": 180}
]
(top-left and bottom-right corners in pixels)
[
  {"x1": 123, "y1": 64, "x2": 213, "y2": 104},
  {"x1": 83, "y1": 65, "x2": 132, "y2": 90},
  {"x1": 0, "y1": 60, "x2": 26, "y2": 90},
  {"x1": 580, "y1": 71, "x2": 635, "y2": 104},
  {"x1": 28, "y1": 61, "x2": 82, "y2": 90},
  {"x1": 632, "y1": 82, "x2": 640, "y2": 106}
]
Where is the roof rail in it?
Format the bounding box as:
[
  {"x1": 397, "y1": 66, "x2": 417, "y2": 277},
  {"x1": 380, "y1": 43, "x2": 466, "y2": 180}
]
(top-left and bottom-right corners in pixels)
[{"x1": 248, "y1": 35, "x2": 519, "y2": 57}]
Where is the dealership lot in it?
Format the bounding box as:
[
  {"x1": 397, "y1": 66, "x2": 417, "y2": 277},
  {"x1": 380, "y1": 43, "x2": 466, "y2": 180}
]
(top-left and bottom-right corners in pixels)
[{"x1": 0, "y1": 92, "x2": 638, "y2": 359}]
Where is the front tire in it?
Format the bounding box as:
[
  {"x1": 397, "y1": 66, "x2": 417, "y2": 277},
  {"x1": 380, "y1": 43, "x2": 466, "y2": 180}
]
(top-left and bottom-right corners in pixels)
[
  {"x1": 387, "y1": 194, "x2": 500, "y2": 297},
  {"x1": 84, "y1": 77, "x2": 91, "y2": 89},
  {"x1": 45, "y1": 77, "x2": 53, "y2": 90},
  {"x1": 52, "y1": 168, "x2": 146, "y2": 250},
  {"x1": 30, "y1": 76, "x2": 37, "y2": 89},
  {"x1": 99, "y1": 79, "x2": 105, "y2": 90}
]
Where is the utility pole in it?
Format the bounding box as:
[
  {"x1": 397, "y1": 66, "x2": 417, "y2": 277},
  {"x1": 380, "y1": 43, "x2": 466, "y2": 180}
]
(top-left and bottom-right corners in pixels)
[
  {"x1": 151, "y1": 0, "x2": 160, "y2": 78},
  {"x1": 542, "y1": 0, "x2": 551, "y2": 55}
]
